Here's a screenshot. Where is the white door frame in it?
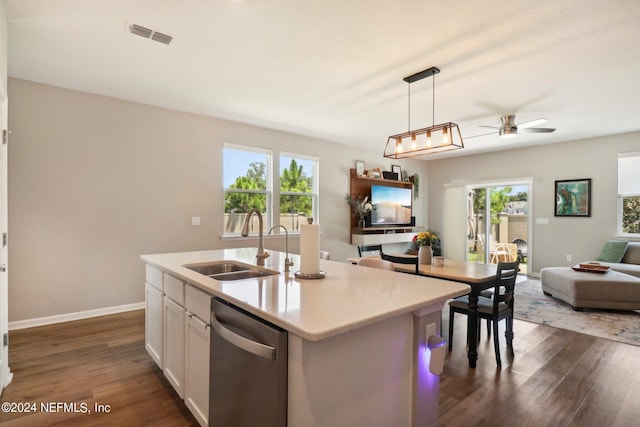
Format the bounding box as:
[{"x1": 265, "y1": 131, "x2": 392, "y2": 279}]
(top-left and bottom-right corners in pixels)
[{"x1": 0, "y1": 97, "x2": 11, "y2": 392}]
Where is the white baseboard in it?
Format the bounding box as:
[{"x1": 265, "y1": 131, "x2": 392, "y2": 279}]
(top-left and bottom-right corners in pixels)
[{"x1": 8, "y1": 302, "x2": 145, "y2": 331}]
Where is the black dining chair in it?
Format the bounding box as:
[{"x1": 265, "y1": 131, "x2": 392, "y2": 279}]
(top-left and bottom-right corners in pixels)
[
  {"x1": 357, "y1": 244, "x2": 382, "y2": 257},
  {"x1": 448, "y1": 261, "x2": 520, "y2": 367},
  {"x1": 380, "y1": 252, "x2": 419, "y2": 274}
]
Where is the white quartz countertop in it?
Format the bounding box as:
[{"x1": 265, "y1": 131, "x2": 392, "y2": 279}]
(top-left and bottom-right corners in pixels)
[{"x1": 141, "y1": 248, "x2": 470, "y2": 341}]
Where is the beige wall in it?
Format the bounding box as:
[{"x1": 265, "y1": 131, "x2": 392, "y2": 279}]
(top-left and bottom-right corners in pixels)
[
  {"x1": 7, "y1": 78, "x2": 429, "y2": 322},
  {"x1": 427, "y1": 132, "x2": 640, "y2": 274},
  {"x1": 0, "y1": 4, "x2": 6, "y2": 99}
]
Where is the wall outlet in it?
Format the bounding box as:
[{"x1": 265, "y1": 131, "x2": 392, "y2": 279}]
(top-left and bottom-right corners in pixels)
[
  {"x1": 191, "y1": 216, "x2": 201, "y2": 226},
  {"x1": 566, "y1": 254, "x2": 572, "y2": 261}
]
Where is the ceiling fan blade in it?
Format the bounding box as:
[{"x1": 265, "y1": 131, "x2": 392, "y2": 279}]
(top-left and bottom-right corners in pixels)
[
  {"x1": 464, "y1": 130, "x2": 499, "y2": 139},
  {"x1": 518, "y1": 118, "x2": 548, "y2": 129},
  {"x1": 478, "y1": 125, "x2": 499, "y2": 129},
  {"x1": 521, "y1": 127, "x2": 555, "y2": 133}
]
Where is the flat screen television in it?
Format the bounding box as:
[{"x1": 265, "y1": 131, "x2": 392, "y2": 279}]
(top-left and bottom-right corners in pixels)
[{"x1": 370, "y1": 184, "x2": 412, "y2": 226}]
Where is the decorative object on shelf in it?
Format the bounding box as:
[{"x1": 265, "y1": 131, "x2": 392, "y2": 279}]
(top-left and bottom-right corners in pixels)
[
  {"x1": 383, "y1": 66, "x2": 464, "y2": 159},
  {"x1": 355, "y1": 160, "x2": 365, "y2": 176},
  {"x1": 391, "y1": 165, "x2": 402, "y2": 180},
  {"x1": 346, "y1": 194, "x2": 372, "y2": 228},
  {"x1": 554, "y1": 178, "x2": 591, "y2": 217},
  {"x1": 411, "y1": 173, "x2": 419, "y2": 199},
  {"x1": 367, "y1": 167, "x2": 382, "y2": 178}
]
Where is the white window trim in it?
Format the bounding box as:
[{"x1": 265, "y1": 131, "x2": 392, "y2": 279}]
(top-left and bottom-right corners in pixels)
[
  {"x1": 223, "y1": 144, "x2": 273, "y2": 237},
  {"x1": 617, "y1": 151, "x2": 640, "y2": 237}
]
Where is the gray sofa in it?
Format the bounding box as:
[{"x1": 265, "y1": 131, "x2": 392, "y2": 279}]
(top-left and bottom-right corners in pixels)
[
  {"x1": 584, "y1": 241, "x2": 640, "y2": 278},
  {"x1": 540, "y1": 241, "x2": 640, "y2": 311}
]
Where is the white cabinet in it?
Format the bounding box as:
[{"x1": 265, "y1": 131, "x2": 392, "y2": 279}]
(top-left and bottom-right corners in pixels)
[
  {"x1": 145, "y1": 282, "x2": 164, "y2": 368},
  {"x1": 163, "y1": 295, "x2": 186, "y2": 398},
  {"x1": 145, "y1": 265, "x2": 210, "y2": 426},
  {"x1": 185, "y1": 312, "x2": 210, "y2": 427}
]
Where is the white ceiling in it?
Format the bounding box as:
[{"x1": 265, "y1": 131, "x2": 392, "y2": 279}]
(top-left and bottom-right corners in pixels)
[{"x1": 4, "y1": 0, "x2": 640, "y2": 159}]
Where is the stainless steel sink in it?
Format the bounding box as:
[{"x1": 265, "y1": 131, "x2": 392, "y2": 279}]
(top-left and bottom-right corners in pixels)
[{"x1": 183, "y1": 261, "x2": 279, "y2": 281}]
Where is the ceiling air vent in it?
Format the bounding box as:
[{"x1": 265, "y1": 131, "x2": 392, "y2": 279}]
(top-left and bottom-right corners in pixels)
[
  {"x1": 151, "y1": 32, "x2": 173, "y2": 45},
  {"x1": 129, "y1": 24, "x2": 153, "y2": 39},
  {"x1": 128, "y1": 22, "x2": 173, "y2": 45}
]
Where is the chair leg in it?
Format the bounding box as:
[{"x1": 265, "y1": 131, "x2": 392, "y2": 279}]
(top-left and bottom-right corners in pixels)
[
  {"x1": 486, "y1": 319, "x2": 491, "y2": 338},
  {"x1": 493, "y1": 319, "x2": 501, "y2": 368},
  {"x1": 506, "y1": 316, "x2": 515, "y2": 356},
  {"x1": 448, "y1": 309, "x2": 454, "y2": 351}
]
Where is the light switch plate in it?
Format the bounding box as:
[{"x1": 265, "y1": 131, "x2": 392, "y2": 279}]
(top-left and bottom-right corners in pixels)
[{"x1": 191, "y1": 216, "x2": 201, "y2": 226}]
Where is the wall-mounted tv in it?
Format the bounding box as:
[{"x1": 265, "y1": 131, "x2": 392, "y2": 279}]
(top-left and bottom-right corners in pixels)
[{"x1": 370, "y1": 184, "x2": 412, "y2": 226}]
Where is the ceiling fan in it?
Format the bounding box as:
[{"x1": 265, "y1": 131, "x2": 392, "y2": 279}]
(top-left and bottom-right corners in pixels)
[{"x1": 476, "y1": 115, "x2": 556, "y2": 139}]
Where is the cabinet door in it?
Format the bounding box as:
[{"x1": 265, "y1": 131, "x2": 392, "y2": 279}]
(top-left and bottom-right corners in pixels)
[
  {"x1": 185, "y1": 313, "x2": 210, "y2": 427},
  {"x1": 145, "y1": 282, "x2": 163, "y2": 368},
  {"x1": 163, "y1": 296, "x2": 185, "y2": 397}
]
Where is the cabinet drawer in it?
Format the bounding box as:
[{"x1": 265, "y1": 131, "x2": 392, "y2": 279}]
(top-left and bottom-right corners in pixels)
[
  {"x1": 164, "y1": 273, "x2": 185, "y2": 305},
  {"x1": 186, "y1": 285, "x2": 212, "y2": 323},
  {"x1": 146, "y1": 265, "x2": 163, "y2": 291}
]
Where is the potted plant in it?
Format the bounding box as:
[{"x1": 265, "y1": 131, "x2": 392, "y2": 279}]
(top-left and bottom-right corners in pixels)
[
  {"x1": 412, "y1": 229, "x2": 440, "y2": 265},
  {"x1": 346, "y1": 194, "x2": 372, "y2": 228}
]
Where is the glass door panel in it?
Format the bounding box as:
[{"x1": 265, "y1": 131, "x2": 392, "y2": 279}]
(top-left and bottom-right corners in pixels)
[{"x1": 467, "y1": 184, "x2": 529, "y2": 274}]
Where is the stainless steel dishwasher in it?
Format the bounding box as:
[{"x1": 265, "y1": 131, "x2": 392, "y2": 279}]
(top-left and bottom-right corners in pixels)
[{"x1": 209, "y1": 297, "x2": 288, "y2": 427}]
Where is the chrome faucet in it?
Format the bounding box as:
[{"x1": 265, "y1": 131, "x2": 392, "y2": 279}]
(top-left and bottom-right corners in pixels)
[
  {"x1": 268, "y1": 224, "x2": 294, "y2": 273},
  {"x1": 241, "y1": 209, "x2": 270, "y2": 266}
]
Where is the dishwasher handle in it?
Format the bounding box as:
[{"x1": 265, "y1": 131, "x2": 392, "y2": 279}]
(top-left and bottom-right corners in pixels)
[{"x1": 211, "y1": 311, "x2": 276, "y2": 360}]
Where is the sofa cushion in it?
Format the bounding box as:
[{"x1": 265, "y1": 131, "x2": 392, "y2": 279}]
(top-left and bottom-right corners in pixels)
[
  {"x1": 622, "y1": 242, "x2": 640, "y2": 264},
  {"x1": 596, "y1": 240, "x2": 628, "y2": 263}
]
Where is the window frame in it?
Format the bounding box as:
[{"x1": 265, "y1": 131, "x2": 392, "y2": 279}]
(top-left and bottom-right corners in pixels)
[
  {"x1": 222, "y1": 145, "x2": 320, "y2": 237},
  {"x1": 223, "y1": 144, "x2": 273, "y2": 237},
  {"x1": 278, "y1": 152, "x2": 319, "y2": 233},
  {"x1": 617, "y1": 151, "x2": 640, "y2": 237}
]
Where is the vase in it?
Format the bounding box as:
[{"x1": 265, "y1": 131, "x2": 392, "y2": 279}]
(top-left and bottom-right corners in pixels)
[
  {"x1": 418, "y1": 245, "x2": 432, "y2": 265},
  {"x1": 358, "y1": 219, "x2": 366, "y2": 228}
]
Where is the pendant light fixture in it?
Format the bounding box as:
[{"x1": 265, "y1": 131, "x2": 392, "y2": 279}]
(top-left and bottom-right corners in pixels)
[{"x1": 384, "y1": 67, "x2": 464, "y2": 159}]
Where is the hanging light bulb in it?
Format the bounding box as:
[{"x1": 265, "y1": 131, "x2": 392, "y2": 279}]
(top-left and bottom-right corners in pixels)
[
  {"x1": 396, "y1": 137, "x2": 403, "y2": 153},
  {"x1": 442, "y1": 126, "x2": 449, "y2": 145},
  {"x1": 426, "y1": 130, "x2": 432, "y2": 147},
  {"x1": 411, "y1": 134, "x2": 417, "y2": 149}
]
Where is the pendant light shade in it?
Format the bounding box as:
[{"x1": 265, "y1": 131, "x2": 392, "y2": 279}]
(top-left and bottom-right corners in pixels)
[{"x1": 384, "y1": 67, "x2": 464, "y2": 159}]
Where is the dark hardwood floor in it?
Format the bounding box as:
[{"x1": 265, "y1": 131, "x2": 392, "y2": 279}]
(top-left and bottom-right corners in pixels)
[
  {"x1": 1, "y1": 309, "x2": 639, "y2": 426},
  {"x1": 441, "y1": 314, "x2": 640, "y2": 426},
  {"x1": 0, "y1": 310, "x2": 197, "y2": 426}
]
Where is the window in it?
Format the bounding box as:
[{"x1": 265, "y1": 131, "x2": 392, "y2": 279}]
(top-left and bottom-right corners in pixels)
[
  {"x1": 223, "y1": 145, "x2": 272, "y2": 235},
  {"x1": 279, "y1": 153, "x2": 318, "y2": 231},
  {"x1": 618, "y1": 152, "x2": 640, "y2": 235},
  {"x1": 223, "y1": 145, "x2": 318, "y2": 236}
]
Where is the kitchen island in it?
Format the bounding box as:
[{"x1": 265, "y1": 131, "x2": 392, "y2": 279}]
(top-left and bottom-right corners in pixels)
[{"x1": 142, "y1": 248, "x2": 469, "y2": 427}]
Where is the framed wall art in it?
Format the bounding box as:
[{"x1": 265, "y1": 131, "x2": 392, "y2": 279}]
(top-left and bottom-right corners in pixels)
[
  {"x1": 355, "y1": 160, "x2": 365, "y2": 176},
  {"x1": 554, "y1": 178, "x2": 591, "y2": 217}
]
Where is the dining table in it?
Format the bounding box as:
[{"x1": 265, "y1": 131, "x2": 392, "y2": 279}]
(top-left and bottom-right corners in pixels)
[{"x1": 355, "y1": 255, "x2": 498, "y2": 368}]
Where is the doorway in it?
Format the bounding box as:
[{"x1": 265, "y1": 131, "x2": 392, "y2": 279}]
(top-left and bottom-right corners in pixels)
[{"x1": 467, "y1": 181, "x2": 530, "y2": 274}]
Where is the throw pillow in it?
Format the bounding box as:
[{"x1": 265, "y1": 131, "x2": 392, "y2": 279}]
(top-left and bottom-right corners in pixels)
[{"x1": 596, "y1": 240, "x2": 629, "y2": 263}]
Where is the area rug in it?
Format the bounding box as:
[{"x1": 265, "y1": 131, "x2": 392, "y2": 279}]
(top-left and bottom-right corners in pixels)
[{"x1": 514, "y1": 279, "x2": 640, "y2": 347}]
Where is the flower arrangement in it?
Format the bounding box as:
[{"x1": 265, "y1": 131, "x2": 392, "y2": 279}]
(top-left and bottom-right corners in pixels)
[
  {"x1": 345, "y1": 194, "x2": 373, "y2": 220},
  {"x1": 413, "y1": 229, "x2": 439, "y2": 247}
]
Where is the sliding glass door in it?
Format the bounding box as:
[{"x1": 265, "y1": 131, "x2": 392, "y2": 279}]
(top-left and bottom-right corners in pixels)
[{"x1": 467, "y1": 182, "x2": 530, "y2": 274}]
